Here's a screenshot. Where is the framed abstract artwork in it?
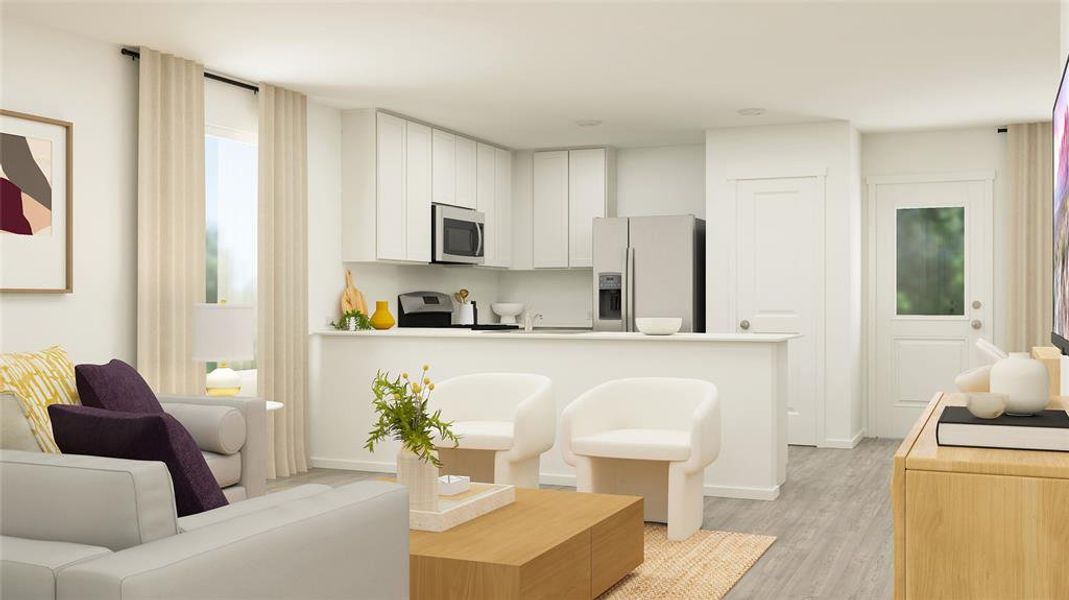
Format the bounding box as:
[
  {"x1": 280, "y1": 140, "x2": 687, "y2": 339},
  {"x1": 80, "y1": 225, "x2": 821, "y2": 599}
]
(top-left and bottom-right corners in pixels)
[{"x1": 1, "y1": 109, "x2": 73, "y2": 293}]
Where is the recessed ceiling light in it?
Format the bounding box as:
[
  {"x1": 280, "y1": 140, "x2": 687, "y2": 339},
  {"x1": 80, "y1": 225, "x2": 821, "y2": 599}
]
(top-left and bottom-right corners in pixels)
[
  {"x1": 737, "y1": 108, "x2": 766, "y2": 116},
  {"x1": 576, "y1": 119, "x2": 603, "y2": 127}
]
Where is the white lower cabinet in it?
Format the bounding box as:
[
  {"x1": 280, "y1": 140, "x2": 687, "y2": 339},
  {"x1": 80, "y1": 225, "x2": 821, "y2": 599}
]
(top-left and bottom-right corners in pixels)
[{"x1": 531, "y1": 148, "x2": 614, "y2": 269}]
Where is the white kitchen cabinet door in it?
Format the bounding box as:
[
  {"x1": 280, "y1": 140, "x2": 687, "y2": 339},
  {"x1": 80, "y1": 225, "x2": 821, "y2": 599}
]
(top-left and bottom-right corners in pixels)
[
  {"x1": 567, "y1": 148, "x2": 607, "y2": 268},
  {"x1": 494, "y1": 147, "x2": 513, "y2": 267},
  {"x1": 476, "y1": 143, "x2": 496, "y2": 265},
  {"x1": 432, "y1": 129, "x2": 456, "y2": 207},
  {"x1": 455, "y1": 136, "x2": 478, "y2": 209},
  {"x1": 405, "y1": 121, "x2": 432, "y2": 262},
  {"x1": 532, "y1": 150, "x2": 569, "y2": 268},
  {"x1": 375, "y1": 112, "x2": 407, "y2": 261}
]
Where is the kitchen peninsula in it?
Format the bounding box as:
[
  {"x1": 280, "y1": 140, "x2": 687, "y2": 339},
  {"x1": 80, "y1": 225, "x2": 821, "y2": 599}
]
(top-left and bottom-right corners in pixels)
[{"x1": 309, "y1": 329, "x2": 795, "y2": 500}]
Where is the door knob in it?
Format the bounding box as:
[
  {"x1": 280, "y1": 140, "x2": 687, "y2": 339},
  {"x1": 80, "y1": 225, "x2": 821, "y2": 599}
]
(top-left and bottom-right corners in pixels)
[
  {"x1": 971, "y1": 320, "x2": 982, "y2": 330},
  {"x1": 739, "y1": 320, "x2": 751, "y2": 331},
  {"x1": 972, "y1": 300, "x2": 982, "y2": 309}
]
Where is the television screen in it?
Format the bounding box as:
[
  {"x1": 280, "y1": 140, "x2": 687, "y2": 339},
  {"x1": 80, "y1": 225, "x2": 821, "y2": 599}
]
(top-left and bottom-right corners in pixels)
[{"x1": 1055, "y1": 56, "x2": 1069, "y2": 353}]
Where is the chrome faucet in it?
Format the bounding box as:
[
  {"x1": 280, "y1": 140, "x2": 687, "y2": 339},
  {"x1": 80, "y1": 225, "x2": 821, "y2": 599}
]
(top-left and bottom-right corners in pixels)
[{"x1": 523, "y1": 312, "x2": 543, "y2": 332}]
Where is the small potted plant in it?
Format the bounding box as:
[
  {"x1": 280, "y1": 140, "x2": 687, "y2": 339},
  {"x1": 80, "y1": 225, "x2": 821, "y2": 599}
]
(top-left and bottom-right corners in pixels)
[{"x1": 365, "y1": 365, "x2": 457, "y2": 509}]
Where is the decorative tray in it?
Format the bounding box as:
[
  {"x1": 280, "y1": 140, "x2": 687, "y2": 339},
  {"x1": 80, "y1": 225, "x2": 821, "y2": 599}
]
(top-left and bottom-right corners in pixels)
[{"x1": 411, "y1": 482, "x2": 515, "y2": 532}]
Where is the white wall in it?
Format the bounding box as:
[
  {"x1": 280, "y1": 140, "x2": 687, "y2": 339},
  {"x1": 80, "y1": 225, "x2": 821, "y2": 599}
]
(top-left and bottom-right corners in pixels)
[
  {"x1": 307, "y1": 102, "x2": 345, "y2": 331},
  {"x1": 0, "y1": 18, "x2": 137, "y2": 363},
  {"x1": 861, "y1": 128, "x2": 1009, "y2": 350},
  {"x1": 706, "y1": 121, "x2": 863, "y2": 447},
  {"x1": 616, "y1": 144, "x2": 705, "y2": 218},
  {"x1": 497, "y1": 269, "x2": 592, "y2": 326}
]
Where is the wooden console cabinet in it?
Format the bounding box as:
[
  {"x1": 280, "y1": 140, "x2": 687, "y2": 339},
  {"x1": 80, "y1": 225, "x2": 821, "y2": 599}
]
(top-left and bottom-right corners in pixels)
[{"x1": 892, "y1": 393, "x2": 1069, "y2": 600}]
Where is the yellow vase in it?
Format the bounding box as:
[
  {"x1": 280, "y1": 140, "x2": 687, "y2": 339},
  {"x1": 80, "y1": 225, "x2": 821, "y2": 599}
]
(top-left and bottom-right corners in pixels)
[{"x1": 370, "y1": 300, "x2": 396, "y2": 330}]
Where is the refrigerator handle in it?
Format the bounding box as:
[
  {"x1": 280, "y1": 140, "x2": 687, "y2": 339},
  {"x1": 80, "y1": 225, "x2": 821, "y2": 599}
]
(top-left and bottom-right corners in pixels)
[{"x1": 625, "y1": 247, "x2": 635, "y2": 332}]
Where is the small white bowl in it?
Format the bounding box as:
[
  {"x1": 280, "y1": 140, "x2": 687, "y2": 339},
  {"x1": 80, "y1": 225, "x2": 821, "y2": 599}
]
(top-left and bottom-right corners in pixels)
[
  {"x1": 491, "y1": 303, "x2": 525, "y2": 324},
  {"x1": 966, "y1": 392, "x2": 1007, "y2": 419},
  {"x1": 635, "y1": 317, "x2": 682, "y2": 335}
]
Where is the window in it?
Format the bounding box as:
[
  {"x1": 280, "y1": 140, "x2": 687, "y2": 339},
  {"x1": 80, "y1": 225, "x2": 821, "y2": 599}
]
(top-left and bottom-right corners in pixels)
[
  {"x1": 895, "y1": 207, "x2": 965, "y2": 316},
  {"x1": 205, "y1": 127, "x2": 257, "y2": 369}
]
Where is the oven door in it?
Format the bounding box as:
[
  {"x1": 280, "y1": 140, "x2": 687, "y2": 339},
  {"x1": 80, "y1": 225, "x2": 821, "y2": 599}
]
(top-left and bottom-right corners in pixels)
[{"x1": 433, "y1": 204, "x2": 485, "y2": 264}]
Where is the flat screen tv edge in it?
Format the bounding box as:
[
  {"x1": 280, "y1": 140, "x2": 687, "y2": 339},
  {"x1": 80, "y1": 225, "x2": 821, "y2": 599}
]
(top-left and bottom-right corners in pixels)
[{"x1": 1054, "y1": 51, "x2": 1069, "y2": 356}]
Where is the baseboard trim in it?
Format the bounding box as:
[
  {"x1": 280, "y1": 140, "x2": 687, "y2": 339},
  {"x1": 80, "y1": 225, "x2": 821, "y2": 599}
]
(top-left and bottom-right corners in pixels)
[
  {"x1": 309, "y1": 457, "x2": 781, "y2": 501},
  {"x1": 820, "y1": 430, "x2": 865, "y2": 449}
]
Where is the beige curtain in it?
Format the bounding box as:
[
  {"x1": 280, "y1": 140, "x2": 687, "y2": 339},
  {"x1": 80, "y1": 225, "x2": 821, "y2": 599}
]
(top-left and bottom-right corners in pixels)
[
  {"x1": 1005, "y1": 122, "x2": 1053, "y2": 351},
  {"x1": 136, "y1": 48, "x2": 206, "y2": 394},
  {"x1": 258, "y1": 85, "x2": 308, "y2": 478}
]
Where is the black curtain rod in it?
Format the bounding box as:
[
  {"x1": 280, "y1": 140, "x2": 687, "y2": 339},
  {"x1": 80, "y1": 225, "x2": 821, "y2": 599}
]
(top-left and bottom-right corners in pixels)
[
  {"x1": 121, "y1": 48, "x2": 259, "y2": 93},
  {"x1": 997, "y1": 127, "x2": 1008, "y2": 133}
]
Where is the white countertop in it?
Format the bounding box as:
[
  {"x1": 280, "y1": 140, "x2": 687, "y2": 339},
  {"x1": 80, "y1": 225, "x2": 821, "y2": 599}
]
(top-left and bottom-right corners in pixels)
[{"x1": 314, "y1": 328, "x2": 798, "y2": 343}]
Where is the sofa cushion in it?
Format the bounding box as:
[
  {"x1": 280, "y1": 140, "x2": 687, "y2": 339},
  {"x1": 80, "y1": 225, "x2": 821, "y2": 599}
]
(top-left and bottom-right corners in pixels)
[
  {"x1": 177, "y1": 484, "x2": 331, "y2": 532},
  {"x1": 1, "y1": 536, "x2": 112, "y2": 600},
  {"x1": 0, "y1": 450, "x2": 178, "y2": 550},
  {"x1": 1, "y1": 392, "x2": 41, "y2": 452},
  {"x1": 201, "y1": 450, "x2": 241, "y2": 488},
  {"x1": 571, "y1": 428, "x2": 693, "y2": 462},
  {"x1": 163, "y1": 403, "x2": 246, "y2": 455},
  {"x1": 442, "y1": 420, "x2": 514, "y2": 451},
  {"x1": 49, "y1": 405, "x2": 227, "y2": 517},
  {"x1": 75, "y1": 359, "x2": 163, "y2": 414},
  {"x1": 0, "y1": 346, "x2": 80, "y2": 453}
]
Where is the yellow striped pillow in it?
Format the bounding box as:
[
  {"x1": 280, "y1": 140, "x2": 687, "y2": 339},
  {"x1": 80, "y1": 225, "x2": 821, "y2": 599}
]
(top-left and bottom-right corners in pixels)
[{"x1": 0, "y1": 346, "x2": 80, "y2": 452}]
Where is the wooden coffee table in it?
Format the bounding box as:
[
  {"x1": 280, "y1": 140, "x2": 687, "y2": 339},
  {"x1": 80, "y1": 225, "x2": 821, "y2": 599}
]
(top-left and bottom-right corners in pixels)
[{"x1": 409, "y1": 488, "x2": 644, "y2": 599}]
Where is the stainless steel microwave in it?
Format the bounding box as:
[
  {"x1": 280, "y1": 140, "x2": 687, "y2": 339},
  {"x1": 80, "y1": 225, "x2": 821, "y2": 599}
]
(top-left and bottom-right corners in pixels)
[{"x1": 432, "y1": 204, "x2": 485, "y2": 264}]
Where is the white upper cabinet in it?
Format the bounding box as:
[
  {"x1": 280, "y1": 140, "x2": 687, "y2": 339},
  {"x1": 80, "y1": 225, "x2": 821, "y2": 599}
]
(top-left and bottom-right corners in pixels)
[
  {"x1": 476, "y1": 143, "x2": 497, "y2": 265},
  {"x1": 405, "y1": 121, "x2": 432, "y2": 262},
  {"x1": 432, "y1": 129, "x2": 456, "y2": 207},
  {"x1": 455, "y1": 137, "x2": 478, "y2": 209},
  {"x1": 530, "y1": 147, "x2": 614, "y2": 269},
  {"x1": 567, "y1": 148, "x2": 610, "y2": 268},
  {"x1": 341, "y1": 108, "x2": 512, "y2": 266},
  {"x1": 533, "y1": 150, "x2": 570, "y2": 268},
  {"x1": 375, "y1": 112, "x2": 407, "y2": 261},
  {"x1": 494, "y1": 147, "x2": 513, "y2": 267}
]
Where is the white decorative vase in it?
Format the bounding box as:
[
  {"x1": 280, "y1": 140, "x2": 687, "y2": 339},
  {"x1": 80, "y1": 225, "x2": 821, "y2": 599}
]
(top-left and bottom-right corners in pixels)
[
  {"x1": 989, "y1": 352, "x2": 1050, "y2": 416},
  {"x1": 397, "y1": 448, "x2": 439, "y2": 511}
]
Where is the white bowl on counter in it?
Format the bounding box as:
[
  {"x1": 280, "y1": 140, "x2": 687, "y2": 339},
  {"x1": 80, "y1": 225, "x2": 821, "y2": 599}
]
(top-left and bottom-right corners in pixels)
[
  {"x1": 491, "y1": 303, "x2": 525, "y2": 324},
  {"x1": 635, "y1": 317, "x2": 683, "y2": 335}
]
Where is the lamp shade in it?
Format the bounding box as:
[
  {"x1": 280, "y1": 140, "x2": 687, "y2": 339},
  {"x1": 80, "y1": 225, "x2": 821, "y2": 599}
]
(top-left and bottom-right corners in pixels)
[{"x1": 192, "y1": 303, "x2": 255, "y2": 362}]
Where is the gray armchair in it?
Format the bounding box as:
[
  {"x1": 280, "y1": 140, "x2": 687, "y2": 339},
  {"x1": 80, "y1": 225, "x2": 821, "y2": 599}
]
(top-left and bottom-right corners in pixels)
[{"x1": 157, "y1": 394, "x2": 267, "y2": 501}]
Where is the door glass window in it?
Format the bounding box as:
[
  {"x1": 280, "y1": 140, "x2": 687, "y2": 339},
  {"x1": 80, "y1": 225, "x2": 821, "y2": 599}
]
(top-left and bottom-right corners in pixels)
[{"x1": 896, "y1": 207, "x2": 965, "y2": 316}]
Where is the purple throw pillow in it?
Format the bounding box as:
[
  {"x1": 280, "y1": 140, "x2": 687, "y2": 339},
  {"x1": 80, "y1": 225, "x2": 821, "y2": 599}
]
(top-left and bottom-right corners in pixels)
[
  {"x1": 75, "y1": 359, "x2": 163, "y2": 414},
  {"x1": 49, "y1": 404, "x2": 228, "y2": 517}
]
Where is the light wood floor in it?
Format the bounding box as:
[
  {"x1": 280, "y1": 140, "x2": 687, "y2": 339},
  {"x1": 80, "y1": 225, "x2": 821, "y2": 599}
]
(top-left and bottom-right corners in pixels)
[{"x1": 269, "y1": 438, "x2": 898, "y2": 599}]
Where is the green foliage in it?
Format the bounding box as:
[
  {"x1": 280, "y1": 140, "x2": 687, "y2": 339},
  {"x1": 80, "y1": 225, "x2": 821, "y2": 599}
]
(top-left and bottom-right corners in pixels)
[
  {"x1": 330, "y1": 310, "x2": 373, "y2": 331},
  {"x1": 896, "y1": 207, "x2": 965, "y2": 316},
  {"x1": 364, "y1": 366, "x2": 458, "y2": 467}
]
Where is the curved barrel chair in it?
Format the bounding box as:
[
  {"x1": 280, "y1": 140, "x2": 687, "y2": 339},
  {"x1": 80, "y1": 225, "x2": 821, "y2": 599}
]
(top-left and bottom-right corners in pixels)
[
  {"x1": 560, "y1": 378, "x2": 720, "y2": 541},
  {"x1": 429, "y1": 373, "x2": 554, "y2": 489}
]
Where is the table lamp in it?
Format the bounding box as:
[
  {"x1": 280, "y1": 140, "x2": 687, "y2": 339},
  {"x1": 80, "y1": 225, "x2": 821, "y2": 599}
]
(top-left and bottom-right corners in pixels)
[{"x1": 193, "y1": 302, "x2": 255, "y2": 396}]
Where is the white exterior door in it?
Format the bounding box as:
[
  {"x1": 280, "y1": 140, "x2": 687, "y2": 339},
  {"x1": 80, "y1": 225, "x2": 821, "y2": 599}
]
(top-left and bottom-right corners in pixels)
[
  {"x1": 735, "y1": 176, "x2": 824, "y2": 446},
  {"x1": 872, "y1": 174, "x2": 993, "y2": 438}
]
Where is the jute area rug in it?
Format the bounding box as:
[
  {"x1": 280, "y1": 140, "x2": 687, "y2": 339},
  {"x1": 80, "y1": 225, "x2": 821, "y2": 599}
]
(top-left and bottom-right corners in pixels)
[{"x1": 599, "y1": 525, "x2": 776, "y2": 599}]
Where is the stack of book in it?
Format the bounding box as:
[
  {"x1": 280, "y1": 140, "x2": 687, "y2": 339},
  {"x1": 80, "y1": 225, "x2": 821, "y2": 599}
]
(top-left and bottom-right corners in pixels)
[{"x1": 937, "y1": 406, "x2": 1069, "y2": 452}]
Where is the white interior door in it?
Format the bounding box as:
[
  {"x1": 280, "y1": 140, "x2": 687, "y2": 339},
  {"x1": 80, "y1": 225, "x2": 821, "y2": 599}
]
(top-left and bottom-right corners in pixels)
[
  {"x1": 735, "y1": 176, "x2": 824, "y2": 446},
  {"x1": 873, "y1": 176, "x2": 993, "y2": 438}
]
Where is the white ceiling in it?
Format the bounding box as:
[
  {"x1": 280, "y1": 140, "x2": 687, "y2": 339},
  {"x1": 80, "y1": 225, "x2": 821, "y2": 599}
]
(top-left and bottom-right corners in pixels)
[{"x1": 3, "y1": 1, "x2": 1061, "y2": 148}]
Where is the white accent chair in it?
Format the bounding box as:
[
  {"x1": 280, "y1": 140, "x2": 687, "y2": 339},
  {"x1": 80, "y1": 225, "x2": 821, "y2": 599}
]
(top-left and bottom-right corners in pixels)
[
  {"x1": 430, "y1": 373, "x2": 554, "y2": 488},
  {"x1": 560, "y1": 378, "x2": 720, "y2": 541},
  {"x1": 0, "y1": 450, "x2": 409, "y2": 599}
]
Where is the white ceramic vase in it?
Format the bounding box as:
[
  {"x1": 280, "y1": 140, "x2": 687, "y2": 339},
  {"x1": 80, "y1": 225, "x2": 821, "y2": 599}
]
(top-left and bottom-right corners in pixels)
[
  {"x1": 397, "y1": 448, "x2": 439, "y2": 511},
  {"x1": 989, "y1": 353, "x2": 1050, "y2": 416}
]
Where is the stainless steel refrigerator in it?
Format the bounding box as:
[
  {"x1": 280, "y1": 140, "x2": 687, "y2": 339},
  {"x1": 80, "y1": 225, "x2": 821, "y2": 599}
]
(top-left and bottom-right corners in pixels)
[{"x1": 592, "y1": 215, "x2": 705, "y2": 332}]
